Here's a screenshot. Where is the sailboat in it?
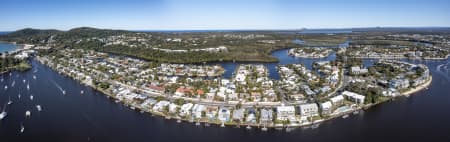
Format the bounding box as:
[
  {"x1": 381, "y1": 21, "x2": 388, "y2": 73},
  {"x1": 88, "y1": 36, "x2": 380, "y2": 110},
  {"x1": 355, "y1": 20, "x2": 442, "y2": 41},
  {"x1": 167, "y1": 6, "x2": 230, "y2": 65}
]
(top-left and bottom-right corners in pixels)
[
  {"x1": 30, "y1": 95, "x2": 34, "y2": 101},
  {"x1": 11, "y1": 80, "x2": 15, "y2": 87},
  {"x1": 18, "y1": 94, "x2": 21, "y2": 99},
  {"x1": 81, "y1": 90, "x2": 84, "y2": 94},
  {"x1": 27, "y1": 83, "x2": 30, "y2": 90},
  {"x1": 33, "y1": 75, "x2": 36, "y2": 80},
  {"x1": 23, "y1": 79, "x2": 26, "y2": 83},
  {"x1": 4, "y1": 85, "x2": 7, "y2": 90}
]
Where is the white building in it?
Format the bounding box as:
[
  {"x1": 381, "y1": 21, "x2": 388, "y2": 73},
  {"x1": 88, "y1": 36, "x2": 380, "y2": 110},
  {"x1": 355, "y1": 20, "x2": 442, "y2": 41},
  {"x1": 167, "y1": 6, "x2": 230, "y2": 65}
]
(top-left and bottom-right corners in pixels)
[
  {"x1": 342, "y1": 91, "x2": 365, "y2": 104},
  {"x1": 299, "y1": 103, "x2": 319, "y2": 117},
  {"x1": 320, "y1": 101, "x2": 333, "y2": 115},
  {"x1": 276, "y1": 106, "x2": 296, "y2": 121}
]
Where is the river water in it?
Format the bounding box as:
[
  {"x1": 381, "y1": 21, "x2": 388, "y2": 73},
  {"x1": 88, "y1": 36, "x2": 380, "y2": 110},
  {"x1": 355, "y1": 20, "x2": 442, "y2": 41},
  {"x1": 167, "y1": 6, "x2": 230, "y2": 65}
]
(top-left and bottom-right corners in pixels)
[{"x1": 1, "y1": 49, "x2": 450, "y2": 142}]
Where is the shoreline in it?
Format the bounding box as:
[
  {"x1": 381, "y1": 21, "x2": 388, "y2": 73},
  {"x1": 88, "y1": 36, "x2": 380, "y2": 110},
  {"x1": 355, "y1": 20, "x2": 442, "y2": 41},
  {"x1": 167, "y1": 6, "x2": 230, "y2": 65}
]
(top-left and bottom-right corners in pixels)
[
  {"x1": 401, "y1": 76, "x2": 433, "y2": 96},
  {"x1": 34, "y1": 56, "x2": 434, "y2": 130}
]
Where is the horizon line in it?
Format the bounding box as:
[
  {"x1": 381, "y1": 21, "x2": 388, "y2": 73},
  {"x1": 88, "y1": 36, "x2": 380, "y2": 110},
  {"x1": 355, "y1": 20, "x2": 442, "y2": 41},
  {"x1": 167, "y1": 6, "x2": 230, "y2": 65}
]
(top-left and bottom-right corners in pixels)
[{"x1": 2, "y1": 26, "x2": 450, "y2": 32}]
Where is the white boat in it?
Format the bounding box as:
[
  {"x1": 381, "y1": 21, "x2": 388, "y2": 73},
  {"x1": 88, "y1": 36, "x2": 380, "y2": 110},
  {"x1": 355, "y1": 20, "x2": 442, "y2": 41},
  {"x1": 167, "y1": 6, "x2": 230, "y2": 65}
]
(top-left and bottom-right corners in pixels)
[
  {"x1": 11, "y1": 81, "x2": 15, "y2": 87},
  {"x1": 311, "y1": 123, "x2": 320, "y2": 129},
  {"x1": 246, "y1": 125, "x2": 252, "y2": 130},
  {"x1": 18, "y1": 94, "x2": 21, "y2": 99},
  {"x1": 36, "y1": 105, "x2": 42, "y2": 112},
  {"x1": 0, "y1": 111, "x2": 7, "y2": 120},
  {"x1": 4, "y1": 85, "x2": 7, "y2": 90},
  {"x1": 25, "y1": 110, "x2": 31, "y2": 117},
  {"x1": 62, "y1": 90, "x2": 66, "y2": 95},
  {"x1": 342, "y1": 114, "x2": 349, "y2": 119},
  {"x1": 261, "y1": 127, "x2": 268, "y2": 131},
  {"x1": 7, "y1": 96, "x2": 12, "y2": 105},
  {"x1": 23, "y1": 79, "x2": 26, "y2": 83},
  {"x1": 20, "y1": 123, "x2": 24, "y2": 133},
  {"x1": 33, "y1": 75, "x2": 36, "y2": 80},
  {"x1": 81, "y1": 90, "x2": 84, "y2": 94},
  {"x1": 220, "y1": 122, "x2": 225, "y2": 127},
  {"x1": 1, "y1": 78, "x2": 3, "y2": 82},
  {"x1": 0, "y1": 104, "x2": 7, "y2": 120},
  {"x1": 27, "y1": 84, "x2": 30, "y2": 90},
  {"x1": 30, "y1": 95, "x2": 34, "y2": 101}
]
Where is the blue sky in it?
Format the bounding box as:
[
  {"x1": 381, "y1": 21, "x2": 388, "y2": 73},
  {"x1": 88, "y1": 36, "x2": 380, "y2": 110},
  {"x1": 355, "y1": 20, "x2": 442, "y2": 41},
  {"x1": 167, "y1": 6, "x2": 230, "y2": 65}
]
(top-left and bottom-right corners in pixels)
[{"x1": 0, "y1": 0, "x2": 449, "y2": 31}]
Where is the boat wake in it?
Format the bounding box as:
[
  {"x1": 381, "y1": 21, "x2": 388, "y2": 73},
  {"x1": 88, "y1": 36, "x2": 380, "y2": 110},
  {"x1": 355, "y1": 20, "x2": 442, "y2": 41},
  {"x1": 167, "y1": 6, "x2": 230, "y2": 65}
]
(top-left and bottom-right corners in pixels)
[
  {"x1": 51, "y1": 80, "x2": 66, "y2": 95},
  {"x1": 436, "y1": 62, "x2": 450, "y2": 82}
]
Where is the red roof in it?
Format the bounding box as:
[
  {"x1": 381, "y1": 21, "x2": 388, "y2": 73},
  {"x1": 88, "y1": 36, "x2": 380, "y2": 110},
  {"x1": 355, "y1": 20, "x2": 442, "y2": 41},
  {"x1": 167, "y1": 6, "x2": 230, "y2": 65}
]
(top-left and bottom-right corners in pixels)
[{"x1": 148, "y1": 85, "x2": 165, "y2": 92}]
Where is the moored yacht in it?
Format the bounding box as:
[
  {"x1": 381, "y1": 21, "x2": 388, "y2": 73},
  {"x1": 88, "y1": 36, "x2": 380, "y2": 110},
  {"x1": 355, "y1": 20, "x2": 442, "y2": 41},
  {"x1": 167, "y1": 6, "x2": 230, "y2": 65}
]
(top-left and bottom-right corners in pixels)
[
  {"x1": 25, "y1": 110, "x2": 31, "y2": 117},
  {"x1": 36, "y1": 105, "x2": 42, "y2": 112}
]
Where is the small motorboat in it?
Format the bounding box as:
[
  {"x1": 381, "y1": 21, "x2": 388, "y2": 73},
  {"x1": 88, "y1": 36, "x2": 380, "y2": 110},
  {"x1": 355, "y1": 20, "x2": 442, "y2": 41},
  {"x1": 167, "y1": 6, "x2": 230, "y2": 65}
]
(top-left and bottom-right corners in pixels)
[
  {"x1": 11, "y1": 81, "x2": 15, "y2": 87},
  {"x1": 342, "y1": 114, "x2": 349, "y2": 119},
  {"x1": 261, "y1": 127, "x2": 268, "y2": 131},
  {"x1": 7, "y1": 96, "x2": 12, "y2": 105},
  {"x1": 25, "y1": 111, "x2": 31, "y2": 117},
  {"x1": 62, "y1": 90, "x2": 66, "y2": 95},
  {"x1": 0, "y1": 111, "x2": 7, "y2": 120},
  {"x1": 30, "y1": 95, "x2": 34, "y2": 101},
  {"x1": 36, "y1": 105, "x2": 42, "y2": 112},
  {"x1": 20, "y1": 123, "x2": 25, "y2": 133},
  {"x1": 0, "y1": 104, "x2": 7, "y2": 120},
  {"x1": 18, "y1": 94, "x2": 21, "y2": 99},
  {"x1": 33, "y1": 75, "x2": 36, "y2": 80},
  {"x1": 4, "y1": 85, "x2": 7, "y2": 90},
  {"x1": 27, "y1": 84, "x2": 30, "y2": 90},
  {"x1": 246, "y1": 125, "x2": 252, "y2": 130},
  {"x1": 23, "y1": 79, "x2": 26, "y2": 83}
]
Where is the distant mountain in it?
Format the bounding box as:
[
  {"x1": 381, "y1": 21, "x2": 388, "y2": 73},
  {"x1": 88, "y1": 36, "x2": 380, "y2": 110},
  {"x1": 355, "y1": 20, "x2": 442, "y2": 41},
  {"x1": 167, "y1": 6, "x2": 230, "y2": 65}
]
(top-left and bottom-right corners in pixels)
[
  {"x1": 0, "y1": 27, "x2": 131, "y2": 44},
  {"x1": 5, "y1": 28, "x2": 62, "y2": 37}
]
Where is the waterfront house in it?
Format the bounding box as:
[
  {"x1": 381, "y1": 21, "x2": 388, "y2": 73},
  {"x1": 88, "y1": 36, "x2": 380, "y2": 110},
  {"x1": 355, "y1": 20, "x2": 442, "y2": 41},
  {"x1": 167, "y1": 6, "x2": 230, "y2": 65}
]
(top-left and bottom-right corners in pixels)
[
  {"x1": 389, "y1": 79, "x2": 410, "y2": 89},
  {"x1": 168, "y1": 103, "x2": 179, "y2": 114},
  {"x1": 260, "y1": 108, "x2": 273, "y2": 123},
  {"x1": 232, "y1": 108, "x2": 245, "y2": 122},
  {"x1": 320, "y1": 101, "x2": 333, "y2": 115},
  {"x1": 153, "y1": 101, "x2": 170, "y2": 112},
  {"x1": 276, "y1": 106, "x2": 296, "y2": 121},
  {"x1": 218, "y1": 107, "x2": 231, "y2": 122},
  {"x1": 180, "y1": 103, "x2": 194, "y2": 116},
  {"x1": 299, "y1": 103, "x2": 319, "y2": 117},
  {"x1": 192, "y1": 104, "x2": 206, "y2": 119},
  {"x1": 206, "y1": 106, "x2": 218, "y2": 120},
  {"x1": 342, "y1": 91, "x2": 365, "y2": 104},
  {"x1": 330, "y1": 95, "x2": 345, "y2": 106}
]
